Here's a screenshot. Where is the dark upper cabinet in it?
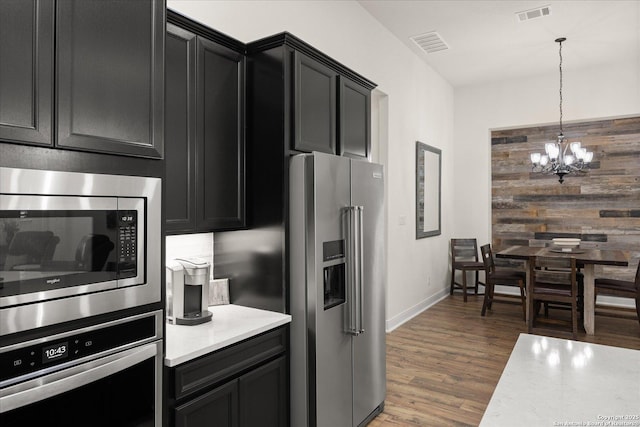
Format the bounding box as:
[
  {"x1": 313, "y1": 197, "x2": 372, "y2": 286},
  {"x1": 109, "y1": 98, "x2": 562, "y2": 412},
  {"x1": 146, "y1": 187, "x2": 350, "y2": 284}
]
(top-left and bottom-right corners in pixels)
[
  {"x1": 212, "y1": 34, "x2": 375, "y2": 313},
  {"x1": 0, "y1": 0, "x2": 53, "y2": 146},
  {"x1": 196, "y1": 37, "x2": 246, "y2": 231},
  {"x1": 247, "y1": 34, "x2": 374, "y2": 159},
  {"x1": 165, "y1": 12, "x2": 246, "y2": 234},
  {"x1": 339, "y1": 77, "x2": 371, "y2": 160},
  {"x1": 56, "y1": 0, "x2": 164, "y2": 158},
  {"x1": 293, "y1": 51, "x2": 372, "y2": 159},
  {"x1": 294, "y1": 52, "x2": 337, "y2": 154},
  {"x1": 165, "y1": 23, "x2": 197, "y2": 232}
]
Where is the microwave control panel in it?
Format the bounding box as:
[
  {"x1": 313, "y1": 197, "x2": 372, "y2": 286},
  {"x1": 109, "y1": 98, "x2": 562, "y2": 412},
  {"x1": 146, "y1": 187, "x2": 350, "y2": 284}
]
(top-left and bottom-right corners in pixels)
[{"x1": 117, "y1": 210, "x2": 137, "y2": 279}]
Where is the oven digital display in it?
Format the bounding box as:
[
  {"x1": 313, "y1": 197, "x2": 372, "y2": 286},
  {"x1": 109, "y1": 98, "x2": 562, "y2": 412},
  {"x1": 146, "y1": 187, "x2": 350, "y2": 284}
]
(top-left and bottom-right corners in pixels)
[{"x1": 42, "y1": 341, "x2": 69, "y2": 364}]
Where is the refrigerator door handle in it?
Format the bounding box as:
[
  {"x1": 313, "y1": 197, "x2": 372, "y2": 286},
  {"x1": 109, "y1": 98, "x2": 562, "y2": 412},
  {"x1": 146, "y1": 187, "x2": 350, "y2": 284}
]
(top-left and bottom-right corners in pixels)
[
  {"x1": 356, "y1": 206, "x2": 365, "y2": 335},
  {"x1": 346, "y1": 206, "x2": 361, "y2": 336},
  {"x1": 346, "y1": 206, "x2": 365, "y2": 336}
]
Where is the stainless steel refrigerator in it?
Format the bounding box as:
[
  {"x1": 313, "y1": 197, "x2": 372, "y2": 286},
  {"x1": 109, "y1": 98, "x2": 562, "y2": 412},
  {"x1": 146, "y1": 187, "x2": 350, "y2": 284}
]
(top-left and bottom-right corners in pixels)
[{"x1": 290, "y1": 152, "x2": 386, "y2": 427}]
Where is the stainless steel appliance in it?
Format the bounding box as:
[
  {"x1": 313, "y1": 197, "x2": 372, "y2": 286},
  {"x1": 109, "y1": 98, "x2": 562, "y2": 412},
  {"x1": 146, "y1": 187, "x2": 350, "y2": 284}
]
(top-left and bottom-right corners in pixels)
[
  {"x1": 0, "y1": 167, "x2": 161, "y2": 335},
  {"x1": 0, "y1": 310, "x2": 163, "y2": 426},
  {"x1": 166, "y1": 257, "x2": 213, "y2": 325},
  {"x1": 290, "y1": 152, "x2": 386, "y2": 427}
]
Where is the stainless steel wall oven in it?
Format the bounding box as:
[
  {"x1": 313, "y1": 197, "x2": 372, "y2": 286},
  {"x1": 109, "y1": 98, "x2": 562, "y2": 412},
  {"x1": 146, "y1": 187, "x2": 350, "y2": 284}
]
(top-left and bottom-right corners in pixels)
[
  {"x1": 0, "y1": 310, "x2": 163, "y2": 426},
  {"x1": 0, "y1": 167, "x2": 163, "y2": 426},
  {"x1": 0, "y1": 167, "x2": 162, "y2": 334}
]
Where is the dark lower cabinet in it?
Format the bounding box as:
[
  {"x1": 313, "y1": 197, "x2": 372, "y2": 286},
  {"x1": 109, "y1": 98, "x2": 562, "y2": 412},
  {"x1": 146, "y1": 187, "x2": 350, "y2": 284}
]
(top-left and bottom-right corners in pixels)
[
  {"x1": 175, "y1": 356, "x2": 287, "y2": 427},
  {"x1": 175, "y1": 380, "x2": 239, "y2": 427},
  {"x1": 238, "y1": 357, "x2": 287, "y2": 427},
  {"x1": 0, "y1": 0, "x2": 53, "y2": 146},
  {"x1": 165, "y1": 12, "x2": 246, "y2": 234},
  {"x1": 167, "y1": 327, "x2": 288, "y2": 427}
]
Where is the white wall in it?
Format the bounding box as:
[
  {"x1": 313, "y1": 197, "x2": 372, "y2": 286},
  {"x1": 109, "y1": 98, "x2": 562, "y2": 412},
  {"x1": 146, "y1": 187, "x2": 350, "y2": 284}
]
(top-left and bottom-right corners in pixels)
[
  {"x1": 168, "y1": 0, "x2": 456, "y2": 330},
  {"x1": 453, "y1": 59, "x2": 640, "y2": 245}
]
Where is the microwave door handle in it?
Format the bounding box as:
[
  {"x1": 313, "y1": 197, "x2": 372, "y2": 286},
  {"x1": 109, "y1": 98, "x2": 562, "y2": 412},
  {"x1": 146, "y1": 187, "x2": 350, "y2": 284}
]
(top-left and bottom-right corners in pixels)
[
  {"x1": 0, "y1": 342, "x2": 159, "y2": 413},
  {"x1": 345, "y1": 206, "x2": 359, "y2": 336}
]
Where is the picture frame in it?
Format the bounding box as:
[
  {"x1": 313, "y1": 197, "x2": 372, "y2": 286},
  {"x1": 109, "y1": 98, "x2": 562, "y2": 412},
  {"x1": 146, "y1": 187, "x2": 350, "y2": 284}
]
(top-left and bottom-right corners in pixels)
[{"x1": 416, "y1": 141, "x2": 441, "y2": 238}]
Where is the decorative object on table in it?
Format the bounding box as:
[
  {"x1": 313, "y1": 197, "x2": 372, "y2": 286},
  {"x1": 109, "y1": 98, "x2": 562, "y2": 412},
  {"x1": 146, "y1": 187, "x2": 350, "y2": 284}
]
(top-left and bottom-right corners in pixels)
[
  {"x1": 450, "y1": 238, "x2": 485, "y2": 302},
  {"x1": 480, "y1": 244, "x2": 526, "y2": 320},
  {"x1": 551, "y1": 237, "x2": 582, "y2": 252},
  {"x1": 529, "y1": 37, "x2": 594, "y2": 183},
  {"x1": 528, "y1": 256, "x2": 579, "y2": 339},
  {"x1": 416, "y1": 141, "x2": 441, "y2": 238},
  {"x1": 594, "y1": 262, "x2": 640, "y2": 327}
]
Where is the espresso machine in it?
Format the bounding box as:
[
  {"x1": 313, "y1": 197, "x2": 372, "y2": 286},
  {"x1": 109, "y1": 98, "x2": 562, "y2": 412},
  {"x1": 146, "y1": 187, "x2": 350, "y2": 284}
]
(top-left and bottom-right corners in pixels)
[{"x1": 166, "y1": 257, "x2": 212, "y2": 325}]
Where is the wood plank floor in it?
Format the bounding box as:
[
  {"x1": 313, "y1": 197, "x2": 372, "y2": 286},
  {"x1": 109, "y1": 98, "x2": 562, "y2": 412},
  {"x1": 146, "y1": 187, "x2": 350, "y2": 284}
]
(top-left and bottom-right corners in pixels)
[{"x1": 368, "y1": 294, "x2": 640, "y2": 427}]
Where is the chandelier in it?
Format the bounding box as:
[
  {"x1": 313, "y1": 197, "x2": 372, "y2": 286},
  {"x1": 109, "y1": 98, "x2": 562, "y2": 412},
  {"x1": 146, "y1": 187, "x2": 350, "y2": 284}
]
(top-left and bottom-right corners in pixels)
[{"x1": 530, "y1": 37, "x2": 594, "y2": 184}]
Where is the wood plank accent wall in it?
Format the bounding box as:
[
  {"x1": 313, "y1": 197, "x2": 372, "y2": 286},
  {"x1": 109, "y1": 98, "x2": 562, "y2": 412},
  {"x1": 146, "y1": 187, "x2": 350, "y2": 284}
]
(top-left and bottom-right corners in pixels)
[{"x1": 491, "y1": 117, "x2": 640, "y2": 281}]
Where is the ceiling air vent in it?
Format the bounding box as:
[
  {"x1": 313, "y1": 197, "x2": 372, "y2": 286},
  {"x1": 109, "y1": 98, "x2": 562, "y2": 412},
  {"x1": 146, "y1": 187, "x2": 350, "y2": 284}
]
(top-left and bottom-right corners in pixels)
[
  {"x1": 516, "y1": 5, "x2": 551, "y2": 22},
  {"x1": 410, "y1": 32, "x2": 449, "y2": 54}
]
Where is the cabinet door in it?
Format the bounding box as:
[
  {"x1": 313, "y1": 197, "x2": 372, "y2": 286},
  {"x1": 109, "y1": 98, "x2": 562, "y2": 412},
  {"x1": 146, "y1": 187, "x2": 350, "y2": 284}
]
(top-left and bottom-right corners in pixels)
[
  {"x1": 175, "y1": 380, "x2": 239, "y2": 427},
  {"x1": 238, "y1": 356, "x2": 287, "y2": 427},
  {"x1": 196, "y1": 37, "x2": 245, "y2": 231},
  {"x1": 294, "y1": 52, "x2": 337, "y2": 154},
  {"x1": 0, "y1": 0, "x2": 53, "y2": 146},
  {"x1": 165, "y1": 24, "x2": 197, "y2": 233},
  {"x1": 339, "y1": 77, "x2": 371, "y2": 160},
  {"x1": 56, "y1": 0, "x2": 164, "y2": 158}
]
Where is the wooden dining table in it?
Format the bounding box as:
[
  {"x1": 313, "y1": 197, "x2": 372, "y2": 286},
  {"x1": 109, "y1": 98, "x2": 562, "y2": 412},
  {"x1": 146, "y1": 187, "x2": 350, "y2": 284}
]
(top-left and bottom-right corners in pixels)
[{"x1": 496, "y1": 246, "x2": 628, "y2": 335}]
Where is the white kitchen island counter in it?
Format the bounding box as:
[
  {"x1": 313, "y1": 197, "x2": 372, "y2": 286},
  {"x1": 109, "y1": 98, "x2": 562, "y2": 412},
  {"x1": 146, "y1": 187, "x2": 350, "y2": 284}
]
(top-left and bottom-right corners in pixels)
[
  {"x1": 480, "y1": 333, "x2": 640, "y2": 426},
  {"x1": 165, "y1": 304, "x2": 291, "y2": 367}
]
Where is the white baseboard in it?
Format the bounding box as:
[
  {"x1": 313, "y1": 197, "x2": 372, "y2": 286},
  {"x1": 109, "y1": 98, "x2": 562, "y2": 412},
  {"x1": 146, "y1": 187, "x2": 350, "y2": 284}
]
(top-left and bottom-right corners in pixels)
[
  {"x1": 385, "y1": 288, "x2": 450, "y2": 333},
  {"x1": 384, "y1": 289, "x2": 636, "y2": 334}
]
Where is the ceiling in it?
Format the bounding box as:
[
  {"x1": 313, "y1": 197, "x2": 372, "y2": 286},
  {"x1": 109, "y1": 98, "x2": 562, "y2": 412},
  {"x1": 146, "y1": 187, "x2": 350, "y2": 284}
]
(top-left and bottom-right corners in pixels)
[{"x1": 357, "y1": 0, "x2": 640, "y2": 87}]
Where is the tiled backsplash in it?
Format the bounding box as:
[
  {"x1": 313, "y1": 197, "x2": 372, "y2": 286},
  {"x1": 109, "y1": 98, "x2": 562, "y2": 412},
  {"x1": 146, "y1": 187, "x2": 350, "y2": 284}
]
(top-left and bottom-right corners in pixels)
[{"x1": 166, "y1": 233, "x2": 214, "y2": 279}]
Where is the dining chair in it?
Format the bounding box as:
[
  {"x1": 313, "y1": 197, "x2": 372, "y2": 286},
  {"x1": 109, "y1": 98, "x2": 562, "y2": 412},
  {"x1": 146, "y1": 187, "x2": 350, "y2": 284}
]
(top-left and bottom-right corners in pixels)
[
  {"x1": 528, "y1": 256, "x2": 579, "y2": 339},
  {"x1": 540, "y1": 263, "x2": 585, "y2": 322},
  {"x1": 594, "y1": 262, "x2": 640, "y2": 327},
  {"x1": 450, "y1": 238, "x2": 485, "y2": 302},
  {"x1": 480, "y1": 244, "x2": 526, "y2": 320}
]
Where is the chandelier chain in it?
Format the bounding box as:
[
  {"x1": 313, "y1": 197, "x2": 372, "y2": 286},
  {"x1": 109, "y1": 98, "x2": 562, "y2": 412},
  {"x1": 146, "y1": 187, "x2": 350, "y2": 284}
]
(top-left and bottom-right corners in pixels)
[{"x1": 558, "y1": 39, "x2": 563, "y2": 135}]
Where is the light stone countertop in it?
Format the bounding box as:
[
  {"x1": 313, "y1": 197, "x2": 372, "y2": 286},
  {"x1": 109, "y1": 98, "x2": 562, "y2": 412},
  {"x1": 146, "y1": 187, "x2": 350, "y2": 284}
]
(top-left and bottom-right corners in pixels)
[
  {"x1": 165, "y1": 304, "x2": 291, "y2": 367},
  {"x1": 480, "y1": 333, "x2": 640, "y2": 426}
]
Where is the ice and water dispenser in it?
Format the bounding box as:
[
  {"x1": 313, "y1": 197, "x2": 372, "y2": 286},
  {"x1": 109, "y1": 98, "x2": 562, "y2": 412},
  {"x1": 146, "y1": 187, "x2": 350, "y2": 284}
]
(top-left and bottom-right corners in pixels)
[{"x1": 323, "y1": 240, "x2": 346, "y2": 310}]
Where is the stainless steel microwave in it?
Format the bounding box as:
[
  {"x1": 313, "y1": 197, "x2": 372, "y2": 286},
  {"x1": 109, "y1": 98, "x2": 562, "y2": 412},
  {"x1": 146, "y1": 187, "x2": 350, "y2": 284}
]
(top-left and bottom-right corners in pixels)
[{"x1": 0, "y1": 167, "x2": 161, "y2": 335}]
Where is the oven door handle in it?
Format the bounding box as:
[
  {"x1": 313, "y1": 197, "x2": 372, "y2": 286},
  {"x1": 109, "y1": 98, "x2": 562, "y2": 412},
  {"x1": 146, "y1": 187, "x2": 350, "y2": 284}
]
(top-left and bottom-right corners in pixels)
[{"x1": 0, "y1": 341, "x2": 160, "y2": 413}]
